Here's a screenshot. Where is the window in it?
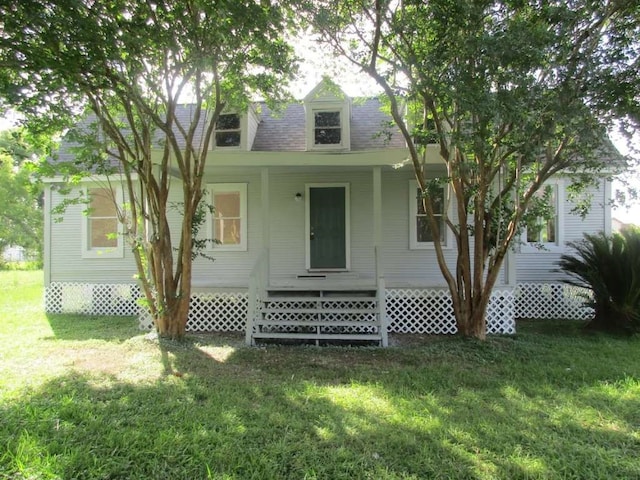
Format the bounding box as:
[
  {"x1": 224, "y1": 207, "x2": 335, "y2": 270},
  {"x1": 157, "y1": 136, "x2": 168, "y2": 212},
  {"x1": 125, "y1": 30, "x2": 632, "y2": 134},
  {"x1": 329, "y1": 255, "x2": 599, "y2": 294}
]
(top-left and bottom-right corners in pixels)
[
  {"x1": 409, "y1": 180, "x2": 449, "y2": 249},
  {"x1": 82, "y1": 186, "x2": 124, "y2": 258},
  {"x1": 207, "y1": 183, "x2": 247, "y2": 251},
  {"x1": 215, "y1": 114, "x2": 241, "y2": 147},
  {"x1": 523, "y1": 182, "x2": 562, "y2": 250},
  {"x1": 314, "y1": 111, "x2": 341, "y2": 145},
  {"x1": 305, "y1": 104, "x2": 350, "y2": 151}
]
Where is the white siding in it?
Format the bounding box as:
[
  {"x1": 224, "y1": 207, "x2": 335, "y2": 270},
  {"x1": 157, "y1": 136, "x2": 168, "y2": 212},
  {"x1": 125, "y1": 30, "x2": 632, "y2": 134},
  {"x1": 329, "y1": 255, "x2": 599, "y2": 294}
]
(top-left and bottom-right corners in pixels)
[
  {"x1": 381, "y1": 169, "x2": 457, "y2": 287},
  {"x1": 50, "y1": 167, "x2": 522, "y2": 289},
  {"x1": 49, "y1": 187, "x2": 137, "y2": 284},
  {"x1": 380, "y1": 169, "x2": 508, "y2": 287},
  {"x1": 516, "y1": 179, "x2": 608, "y2": 282},
  {"x1": 268, "y1": 170, "x2": 375, "y2": 280},
  {"x1": 49, "y1": 175, "x2": 263, "y2": 287},
  {"x1": 192, "y1": 173, "x2": 263, "y2": 287}
]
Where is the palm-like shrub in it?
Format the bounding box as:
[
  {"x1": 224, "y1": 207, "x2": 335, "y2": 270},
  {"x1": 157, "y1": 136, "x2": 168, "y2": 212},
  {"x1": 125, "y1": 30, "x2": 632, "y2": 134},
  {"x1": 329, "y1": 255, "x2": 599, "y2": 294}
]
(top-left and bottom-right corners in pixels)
[{"x1": 557, "y1": 227, "x2": 640, "y2": 334}]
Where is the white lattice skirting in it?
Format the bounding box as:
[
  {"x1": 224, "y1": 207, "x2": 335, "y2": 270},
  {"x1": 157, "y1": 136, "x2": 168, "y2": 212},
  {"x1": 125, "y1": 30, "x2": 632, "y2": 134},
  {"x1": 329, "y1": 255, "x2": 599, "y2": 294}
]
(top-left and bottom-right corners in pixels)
[
  {"x1": 45, "y1": 282, "x2": 593, "y2": 334},
  {"x1": 137, "y1": 292, "x2": 248, "y2": 332},
  {"x1": 515, "y1": 283, "x2": 593, "y2": 320},
  {"x1": 45, "y1": 282, "x2": 141, "y2": 316},
  {"x1": 385, "y1": 288, "x2": 516, "y2": 335}
]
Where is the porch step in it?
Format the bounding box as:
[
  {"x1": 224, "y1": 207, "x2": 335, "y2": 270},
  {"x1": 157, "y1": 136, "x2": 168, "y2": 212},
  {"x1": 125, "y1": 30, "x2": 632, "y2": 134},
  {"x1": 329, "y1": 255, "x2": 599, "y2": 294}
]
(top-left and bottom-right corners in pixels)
[
  {"x1": 255, "y1": 319, "x2": 379, "y2": 327},
  {"x1": 249, "y1": 287, "x2": 383, "y2": 346},
  {"x1": 251, "y1": 332, "x2": 382, "y2": 342},
  {"x1": 262, "y1": 308, "x2": 378, "y2": 314},
  {"x1": 263, "y1": 296, "x2": 377, "y2": 303}
]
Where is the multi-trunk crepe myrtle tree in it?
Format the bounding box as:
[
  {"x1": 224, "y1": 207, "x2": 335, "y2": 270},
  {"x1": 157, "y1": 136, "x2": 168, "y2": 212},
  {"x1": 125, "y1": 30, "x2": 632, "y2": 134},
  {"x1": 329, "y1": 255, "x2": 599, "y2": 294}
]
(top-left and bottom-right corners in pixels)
[
  {"x1": 307, "y1": 0, "x2": 639, "y2": 338},
  {"x1": 0, "y1": 0, "x2": 297, "y2": 338}
]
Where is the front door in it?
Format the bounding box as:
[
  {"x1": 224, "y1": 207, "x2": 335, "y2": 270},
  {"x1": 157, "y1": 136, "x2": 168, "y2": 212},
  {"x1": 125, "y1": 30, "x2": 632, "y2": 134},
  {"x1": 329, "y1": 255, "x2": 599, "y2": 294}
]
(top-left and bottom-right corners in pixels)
[{"x1": 306, "y1": 185, "x2": 349, "y2": 270}]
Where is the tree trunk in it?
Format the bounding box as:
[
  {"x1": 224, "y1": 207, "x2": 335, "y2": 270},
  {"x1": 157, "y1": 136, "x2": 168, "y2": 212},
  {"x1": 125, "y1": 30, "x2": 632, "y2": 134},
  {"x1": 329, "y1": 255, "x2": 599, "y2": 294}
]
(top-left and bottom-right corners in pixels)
[
  {"x1": 155, "y1": 295, "x2": 190, "y2": 339},
  {"x1": 455, "y1": 301, "x2": 487, "y2": 340}
]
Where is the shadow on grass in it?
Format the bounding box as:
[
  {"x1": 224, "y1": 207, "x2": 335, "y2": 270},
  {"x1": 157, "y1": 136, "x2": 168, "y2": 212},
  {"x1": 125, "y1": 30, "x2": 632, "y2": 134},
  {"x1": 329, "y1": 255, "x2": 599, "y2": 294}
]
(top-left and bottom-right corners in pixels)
[
  {"x1": 4, "y1": 325, "x2": 639, "y2": 480},
  {"x1": 45, "y1": 313, "x2": 140, "y2": 342}
]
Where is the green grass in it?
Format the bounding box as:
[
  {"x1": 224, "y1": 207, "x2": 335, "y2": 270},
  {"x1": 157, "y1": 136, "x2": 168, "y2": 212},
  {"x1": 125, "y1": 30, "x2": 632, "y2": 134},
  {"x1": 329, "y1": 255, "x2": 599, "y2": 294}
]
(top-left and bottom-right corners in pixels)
[{"x1": 1, "y1": 271, "x2": 639, "y2": 479}]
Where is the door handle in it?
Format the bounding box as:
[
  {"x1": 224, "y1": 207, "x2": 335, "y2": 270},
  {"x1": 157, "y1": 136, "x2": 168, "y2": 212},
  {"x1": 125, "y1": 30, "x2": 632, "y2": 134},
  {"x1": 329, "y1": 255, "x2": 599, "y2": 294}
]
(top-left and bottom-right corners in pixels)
[{"x1": 310, "y1": 227, "x2": 315, "y2": 240}]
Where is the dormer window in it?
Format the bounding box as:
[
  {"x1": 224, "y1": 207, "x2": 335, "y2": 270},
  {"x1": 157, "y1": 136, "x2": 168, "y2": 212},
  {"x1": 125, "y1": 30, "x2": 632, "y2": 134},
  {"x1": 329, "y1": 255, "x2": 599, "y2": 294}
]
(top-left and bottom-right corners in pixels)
[
  {"x1": 314, "y1": 111, "x2": 342, "y2": 145},
  {"x1": 215, "y1": 114, "x2": 241, "y2": 147},
  {"x1": 304, "y1": 79, "x2": 351, "y2": 151}
]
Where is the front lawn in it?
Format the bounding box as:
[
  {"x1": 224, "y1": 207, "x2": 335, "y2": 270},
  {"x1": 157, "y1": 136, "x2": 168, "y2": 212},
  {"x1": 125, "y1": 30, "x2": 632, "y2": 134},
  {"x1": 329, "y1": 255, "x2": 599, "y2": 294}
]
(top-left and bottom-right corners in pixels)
[{"x1": 1, "y1": 271, "x2": 639, "y2": 479}]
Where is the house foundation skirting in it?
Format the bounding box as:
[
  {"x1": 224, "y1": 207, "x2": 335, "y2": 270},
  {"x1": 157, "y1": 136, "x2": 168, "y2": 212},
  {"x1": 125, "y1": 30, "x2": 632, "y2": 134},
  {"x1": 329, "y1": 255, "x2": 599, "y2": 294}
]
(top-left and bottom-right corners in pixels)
[{"x1": 44, "y1": 282, "x2": 592, "y2": 334}]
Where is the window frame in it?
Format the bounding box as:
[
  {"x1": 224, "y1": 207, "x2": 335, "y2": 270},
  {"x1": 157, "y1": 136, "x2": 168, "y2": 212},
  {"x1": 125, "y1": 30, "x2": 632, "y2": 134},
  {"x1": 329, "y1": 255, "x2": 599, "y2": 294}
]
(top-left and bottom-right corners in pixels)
[
  {"x1": 213, "y1": 113, "x2": 242, "y2": 150},
  {"x1": 81, "y1": 185, "x2": 125, "y2": 259},
  {"x1": 313, "y1": 110, "x2": 342, "y2": 146},
  {"x1": 408, "y1": 180, "x2": 451, "y2": 250},
  {"x1": 206, "y1": 183, "x2": 248, "y2": 252},
  {"x1": 521, "y1": 180, "x2": 564, "y2": 253},
  {"x1": 306, "y1": 102, "x2": 351, "y2": 151}
]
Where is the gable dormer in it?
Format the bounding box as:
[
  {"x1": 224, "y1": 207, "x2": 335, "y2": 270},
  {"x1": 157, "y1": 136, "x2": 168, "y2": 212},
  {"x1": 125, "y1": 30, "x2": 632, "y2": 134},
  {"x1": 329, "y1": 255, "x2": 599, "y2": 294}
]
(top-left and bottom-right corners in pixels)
[
  {"x1": 303, "y1": 78, "x2": 351, "y2": 152},
  {"x1": 213, "y1": 104, "x2": 261, "y2": 151}
]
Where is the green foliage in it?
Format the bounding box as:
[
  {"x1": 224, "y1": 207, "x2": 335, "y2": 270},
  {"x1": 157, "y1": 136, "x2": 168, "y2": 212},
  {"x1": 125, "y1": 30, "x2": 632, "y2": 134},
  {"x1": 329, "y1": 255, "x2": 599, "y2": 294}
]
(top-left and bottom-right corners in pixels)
[
  {"x1": 0, "y1": 129, "x2": 45, "y2": 259},
  {"x1": 0, "y1": 260, "x2": 43, "y2": 271},
  {"x1": 169, "y1": 198, "x2": 218, "y2": 262},
  {"x1": 558, "y1": 227, "x2": 640, "y2": 334},
  {"x1": 0, "y1": 0, "x2": 299, "y2": 337},
  {"x1": 307, "y1": 0, "x2": 639, "y2": 338}
]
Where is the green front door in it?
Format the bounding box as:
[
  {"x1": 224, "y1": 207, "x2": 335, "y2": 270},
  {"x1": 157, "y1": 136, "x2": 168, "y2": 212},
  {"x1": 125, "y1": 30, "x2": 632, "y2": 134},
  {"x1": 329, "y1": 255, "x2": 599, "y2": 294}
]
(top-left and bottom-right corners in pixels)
[{"x1": 309, "y1": 186, "x2": 347, "y2": 270}]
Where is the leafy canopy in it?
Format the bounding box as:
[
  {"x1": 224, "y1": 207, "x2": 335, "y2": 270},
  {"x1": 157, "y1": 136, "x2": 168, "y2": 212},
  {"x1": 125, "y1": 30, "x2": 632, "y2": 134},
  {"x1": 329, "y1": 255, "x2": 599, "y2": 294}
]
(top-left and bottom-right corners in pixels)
[
  {"x1": 0, "y1": 129, "x2": 44, "y2": 257},
  {"x1": 307, "y1": 0, "x2": 639, "y2": 337}
]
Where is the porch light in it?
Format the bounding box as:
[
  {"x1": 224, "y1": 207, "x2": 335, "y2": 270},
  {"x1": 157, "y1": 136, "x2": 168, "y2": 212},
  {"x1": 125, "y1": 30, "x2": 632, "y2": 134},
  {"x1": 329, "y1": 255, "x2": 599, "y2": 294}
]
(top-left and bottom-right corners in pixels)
[{"x1": 295, "y1": 192, "x2": 303, "y2": 202}]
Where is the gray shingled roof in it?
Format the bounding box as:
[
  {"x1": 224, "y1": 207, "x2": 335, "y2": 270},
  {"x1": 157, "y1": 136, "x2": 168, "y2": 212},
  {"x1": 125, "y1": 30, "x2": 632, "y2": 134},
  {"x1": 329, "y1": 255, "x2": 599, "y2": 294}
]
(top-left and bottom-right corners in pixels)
[
  {"x1": 252, "y1": 98, "x2": 405, "y2": 151},
  {"x1": 55, "y1": 97, "x2": 405, "y2": 163}
]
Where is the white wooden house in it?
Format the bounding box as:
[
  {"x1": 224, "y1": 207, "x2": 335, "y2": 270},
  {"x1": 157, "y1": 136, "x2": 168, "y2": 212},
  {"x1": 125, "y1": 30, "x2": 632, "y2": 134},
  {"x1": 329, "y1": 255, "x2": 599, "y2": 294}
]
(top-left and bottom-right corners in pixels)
[{"x1": 43, "y1": 80, "x2": 607, "y2": 344}]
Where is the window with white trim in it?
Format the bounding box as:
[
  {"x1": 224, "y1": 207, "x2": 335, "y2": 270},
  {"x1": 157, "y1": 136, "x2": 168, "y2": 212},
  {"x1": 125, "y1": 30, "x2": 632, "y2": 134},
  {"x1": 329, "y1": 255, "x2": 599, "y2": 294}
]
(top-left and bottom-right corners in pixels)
[
  {"x1": 82, "y1": 186, "x2": 124, "y2": 258},
  {"x1": 409, "y1": 180, "x2": 449, "y2": 249},
  {"x1": 314, "y1": 111, "x2": 342, "y2": 145},
  {"x1": 207, "y1": 183, "x2": 247, "y2": 251},
  {"x1": 215, "y1": 113, "x2": 241, "y2": 148},
  {"x1": 522, "y1": 181, "x2": 563, "y2": 251},
  {"x1": 305, "y1": 104, "x2": 351, "y2": 151}
]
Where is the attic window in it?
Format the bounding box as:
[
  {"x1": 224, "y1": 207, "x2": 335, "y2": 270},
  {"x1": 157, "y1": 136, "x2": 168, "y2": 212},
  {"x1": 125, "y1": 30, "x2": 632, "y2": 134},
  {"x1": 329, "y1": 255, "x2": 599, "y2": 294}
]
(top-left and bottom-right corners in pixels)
[
  {"x1": 215, "y1": 114, "x2": 241, "y2": 147},
  {"x1": 314, "y1": 111, "x2": 341, "y2": 145}
]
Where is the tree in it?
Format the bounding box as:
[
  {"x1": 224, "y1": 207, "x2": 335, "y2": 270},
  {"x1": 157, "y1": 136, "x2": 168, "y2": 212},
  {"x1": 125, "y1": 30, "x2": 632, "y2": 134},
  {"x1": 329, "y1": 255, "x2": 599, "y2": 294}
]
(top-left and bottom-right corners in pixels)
[
  {"x1": 0, "y1": 129, "x2": 44, "y2": 261},
  {"x1": 0, "y1": 0, "x2": 297, "y2": 338},
  {"x1": 307, "y1": 0, "x2": 639, "y2": 339}
]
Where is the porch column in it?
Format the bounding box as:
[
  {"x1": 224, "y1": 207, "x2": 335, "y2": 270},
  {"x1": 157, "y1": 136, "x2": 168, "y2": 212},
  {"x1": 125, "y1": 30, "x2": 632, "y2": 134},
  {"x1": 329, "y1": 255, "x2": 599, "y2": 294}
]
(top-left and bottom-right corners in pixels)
[
  {"x1": 261, "y1": 167, "x2": 270, "y2": 280},
  {"x1": 373, "y1": 166, "x2": 388, "y2": 346},
  {"x1": 372, "y1": 167, "x2": 382, "y2": 267}
]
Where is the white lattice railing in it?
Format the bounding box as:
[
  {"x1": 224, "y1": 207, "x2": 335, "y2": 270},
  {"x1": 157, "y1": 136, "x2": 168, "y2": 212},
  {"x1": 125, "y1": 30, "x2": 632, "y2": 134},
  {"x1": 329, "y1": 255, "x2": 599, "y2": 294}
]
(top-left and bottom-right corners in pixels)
[
  {"x1": 45, "y1": 281, "x2": 592, "y2": 335},
  {"x1": 515, "y1": 283, "x2": 593, "y2": 320}
]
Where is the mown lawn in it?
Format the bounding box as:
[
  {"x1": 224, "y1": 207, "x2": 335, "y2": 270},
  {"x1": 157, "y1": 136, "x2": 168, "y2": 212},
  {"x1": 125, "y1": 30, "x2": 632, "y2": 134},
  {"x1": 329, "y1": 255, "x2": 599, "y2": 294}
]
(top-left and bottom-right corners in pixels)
[{"x1": 1, "y1": 271, "x2": 639, "y2": 479}]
